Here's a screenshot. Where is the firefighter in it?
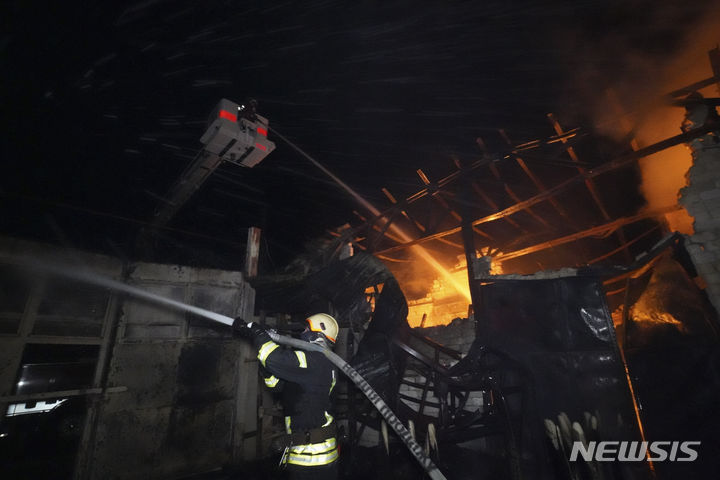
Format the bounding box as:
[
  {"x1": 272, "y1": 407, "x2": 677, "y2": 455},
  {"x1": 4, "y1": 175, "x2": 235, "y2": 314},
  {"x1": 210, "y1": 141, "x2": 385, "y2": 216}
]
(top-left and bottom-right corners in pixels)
[{"x1": 234, "y1": 313, "x2": 340, "y2": 480}]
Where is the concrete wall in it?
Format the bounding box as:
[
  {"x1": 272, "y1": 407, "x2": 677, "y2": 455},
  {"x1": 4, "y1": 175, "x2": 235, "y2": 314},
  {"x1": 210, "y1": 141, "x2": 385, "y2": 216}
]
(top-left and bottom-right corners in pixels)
[
  {"x1": 679, "y1": 124, "x2": 720, "y2": 315},
  {"x1": 86, "y1": 262, "x2": 257, "y2": 480},
  {"x1": 0, "y1": 238, "x2": 259, "y2": 480}
]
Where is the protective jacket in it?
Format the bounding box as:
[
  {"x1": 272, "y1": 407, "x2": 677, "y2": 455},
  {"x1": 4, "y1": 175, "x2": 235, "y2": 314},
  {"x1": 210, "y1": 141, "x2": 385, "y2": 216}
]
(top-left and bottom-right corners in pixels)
[{"x1": 253, "y1": 329, "x2": 338, "y2": 467}]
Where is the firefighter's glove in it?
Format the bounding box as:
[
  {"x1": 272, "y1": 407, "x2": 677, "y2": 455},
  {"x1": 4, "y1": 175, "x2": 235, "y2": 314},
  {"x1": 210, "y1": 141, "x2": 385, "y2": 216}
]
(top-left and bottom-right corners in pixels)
[{"x1": 233, "y1": 318, "x2": 265, "y2": 340}]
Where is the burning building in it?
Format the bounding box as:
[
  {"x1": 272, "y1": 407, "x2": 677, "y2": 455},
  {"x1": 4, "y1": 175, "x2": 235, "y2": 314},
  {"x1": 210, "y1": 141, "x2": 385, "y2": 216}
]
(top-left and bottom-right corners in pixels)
[{"x1": 2, "y1": 4, "x2": 720, "y2": 479}]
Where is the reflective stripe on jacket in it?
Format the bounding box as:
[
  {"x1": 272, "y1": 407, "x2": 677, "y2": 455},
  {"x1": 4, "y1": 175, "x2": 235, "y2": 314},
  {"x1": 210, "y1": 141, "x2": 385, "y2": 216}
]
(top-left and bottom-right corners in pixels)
[
  {"x1": 254, "y1": 337, "x2": 338, "y2": 466},
  {"x1": 287, "y1": 437, "x2": 338, "y2": 466}
]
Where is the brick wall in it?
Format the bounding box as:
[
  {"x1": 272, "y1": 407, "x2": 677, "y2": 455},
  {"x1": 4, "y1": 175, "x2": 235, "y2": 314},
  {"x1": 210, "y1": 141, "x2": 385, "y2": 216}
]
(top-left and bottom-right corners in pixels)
[{"x1": 679, "y1": 117, "x2": 720, "y2": 314}]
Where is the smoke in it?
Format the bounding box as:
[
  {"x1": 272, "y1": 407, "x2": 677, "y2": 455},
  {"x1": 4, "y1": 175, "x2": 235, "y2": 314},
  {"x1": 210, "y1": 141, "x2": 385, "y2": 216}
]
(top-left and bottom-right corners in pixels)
[
  {"x1": 633, "y1": 6, "x2": 719, "y2": 234},
  {"x1": 386, "y1": 249, "x2": 458, "y2": 300},
  {"x1": 557, "y1": 1, "x2": 720, "y2": 234}
]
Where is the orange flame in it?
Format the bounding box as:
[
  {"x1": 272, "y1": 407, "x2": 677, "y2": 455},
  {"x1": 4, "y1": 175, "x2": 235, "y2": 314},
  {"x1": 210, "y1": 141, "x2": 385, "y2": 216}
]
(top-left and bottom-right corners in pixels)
[
  {"x1": 635, "y1": 107, "x2": 695, "y2": 235},
  {"x1": 406, "y1": 254, "x2": 503, "y2": 328}
]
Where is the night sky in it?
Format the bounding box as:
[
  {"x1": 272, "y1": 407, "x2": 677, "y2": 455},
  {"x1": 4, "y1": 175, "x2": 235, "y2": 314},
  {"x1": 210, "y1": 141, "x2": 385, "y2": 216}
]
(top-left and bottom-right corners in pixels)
[{"x1": 1, "y1": 0, "x2": 716, "y2": 271}]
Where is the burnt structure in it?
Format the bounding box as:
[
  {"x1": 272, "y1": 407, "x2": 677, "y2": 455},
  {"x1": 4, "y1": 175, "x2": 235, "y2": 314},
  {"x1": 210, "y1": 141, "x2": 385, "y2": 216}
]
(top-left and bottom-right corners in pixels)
[
  {"x1": 249, "y1": 47, "x2": 720, "y2": 480},
  {"x1": 2, "y1": 27, "x2": 720, "y2": 480}
]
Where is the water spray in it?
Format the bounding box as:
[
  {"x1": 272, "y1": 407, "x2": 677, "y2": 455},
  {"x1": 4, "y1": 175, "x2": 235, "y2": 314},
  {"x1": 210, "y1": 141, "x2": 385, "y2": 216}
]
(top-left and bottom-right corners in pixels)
[
  {"x1": 271, "y1": 127, "x2": 471, "y2": 301},
  {"x1": 4, "y1": 255, "x2": 447, "y2": 480}
]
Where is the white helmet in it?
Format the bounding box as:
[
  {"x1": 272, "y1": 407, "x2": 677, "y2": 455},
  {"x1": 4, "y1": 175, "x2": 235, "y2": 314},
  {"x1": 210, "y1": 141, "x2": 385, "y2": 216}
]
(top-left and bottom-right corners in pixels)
[{"x1": 306, "y1": 313, "x2": 338, "y2": 343}]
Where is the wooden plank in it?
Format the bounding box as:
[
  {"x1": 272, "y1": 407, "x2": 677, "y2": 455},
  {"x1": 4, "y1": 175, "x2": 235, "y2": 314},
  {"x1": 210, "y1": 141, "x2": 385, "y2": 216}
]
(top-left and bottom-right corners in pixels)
[
  {"x1": 376, "y1": 175, "x2": 583, "y2": 256},
  {"x1": 490, "y1": 162, "x2": 551, "y2": 229},
  {"x1": 382, "y1": 187, "x2": 426, "y2": 232},
  {"x1": 382, "y1": 187, "x2": 463, "y2": 249},
  {"x1": 495, "y1": 206, "x2": 680, "y2": 262},
  {"x1": 400, "y1": 130, "x2": 583, "y2": 205},
  {"x1": 352, "y1": 210, "x2": 405, "y2": 244},
  {"x1": 667, "y1": 75, "x2": 719, "y2": 98},
  {"x1": 586, "y1": 225, "x2": 660, "y2": 265},
  {"x1": 479, "y1": 137, "x2": 551, "y2": 229},
  {"x1": 499, "y1": 129, "x2": 570, "y2": 220},
  {"x1": 548, "y1": 113, "x2": 632, "y2": 261},
  {"x1": 417, "y1": 169, "x2": 462, "y2": 222},
  {"x1": 368, "y1": 209, "x2": 402, "y2": 251},
  {"x1": 416, "y1": 169, "x2": 493, "y2": 240},
  {"x1": 244, "y1": 227, "x2": 261, "y2": 278},
  {"x1": 591, "y1": 121, "x2": 719, "y2": 177},
  {"x1": 451, "y1": 155, "x2": 527, "y2": 233},
  {"x1": 362, "y1": 122, "x2": 716, "y2": 255},
  {"x1": 548, "y1": 113, "x2": 612, "y2": 219},
  {"x1": 233, "y1": 345, "x2": 259, "y2": 462},
  {"x1": 470, "y1": 181, "x2": 527, "y2": 232}
]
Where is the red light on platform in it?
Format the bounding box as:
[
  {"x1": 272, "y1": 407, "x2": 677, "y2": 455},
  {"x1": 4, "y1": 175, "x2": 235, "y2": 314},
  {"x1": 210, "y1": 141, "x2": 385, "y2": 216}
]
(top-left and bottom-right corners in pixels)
[
  {"x1": 255, "y1": 143, "x2": 267, "y2": 151},
  {"x1": 257, "y1": 127, "x2": 267, "y2": 136},
  {"x1": 219, "y1": 110, "x2": 237, "y2": 122}
]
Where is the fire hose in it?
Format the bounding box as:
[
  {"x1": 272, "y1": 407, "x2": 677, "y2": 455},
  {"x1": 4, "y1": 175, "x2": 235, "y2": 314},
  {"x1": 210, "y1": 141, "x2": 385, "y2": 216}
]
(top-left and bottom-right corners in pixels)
[
  {"x1": 5, "y1": 257, "x2": 447, "y2": 480},
  {"x1": 266, "y1": 332, "x2": 447, "y2": 480}
]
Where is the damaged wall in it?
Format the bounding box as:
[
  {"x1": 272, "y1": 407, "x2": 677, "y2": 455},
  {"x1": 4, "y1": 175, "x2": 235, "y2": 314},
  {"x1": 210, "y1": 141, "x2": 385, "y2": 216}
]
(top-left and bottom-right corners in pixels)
[
  {"x1": 0, "y1": 237, "x2": 259, "y2": 480},
  {"x1": 679, "y1": 112, "x2": 720, "y2": 314},
  {"x1": 85, "y1": 262, "x2": 257, "y2": 480}
]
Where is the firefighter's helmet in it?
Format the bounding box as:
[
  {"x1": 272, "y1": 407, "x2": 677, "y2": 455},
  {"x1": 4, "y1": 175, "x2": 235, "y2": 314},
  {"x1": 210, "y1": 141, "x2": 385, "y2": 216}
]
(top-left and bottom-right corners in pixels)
[{"x1": 306, "y1": 313, "x2": 338, "y2": 343}]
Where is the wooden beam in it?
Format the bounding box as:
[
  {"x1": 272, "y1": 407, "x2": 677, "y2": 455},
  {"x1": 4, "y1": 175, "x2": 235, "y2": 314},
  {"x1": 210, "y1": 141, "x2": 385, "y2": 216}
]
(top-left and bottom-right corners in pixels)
[
  {"x1": 417, "y1": 169, "x2": 462, "y2": 222},
  {"x1": 479, "y1": 137, "x2": 551, "y2": 229},
  {"x1": 602, "y1": 254, "x2": 663, "y2": 286},
  {"x1": 382, "y1": 187, "x2": 425, "y2": 232},
  {"x1": 382, "y1": 187, "x2": 463, "y2": 249},
  {"x1": 244, "y1": 227, "x2": 261, "y2": 278},
  {"x1": 667, "y1": 75, "x2": 720, "y2": 98},
  {"x1": 400, "y1": 129, "x2": 586, "y2": 204},
  {"x1": 589, "y1": 121, "x2": 719, "y2": 176},
  {"x1": 548, "y1": 114, "x2": 612, "y2": 219},
  {"x1": 375, "y1": 173, "x2": 583, "y2": 255},
  {"x1": 416, "y1": 169, "x2": 493, "y2": 240},
  {"x1": 376, "y1": 119, "x2": 711, "y2": 256},
  {"x1": 499, "y1": 129, "x2": 570, "y2": 220},
  {"x1": 360, "y1": 122, "x2": 716, "y2": 254},
  {"x1": 548, "y1": 113, "x2": 633, "y2": 261},
  {"x1": 470, "y1": 181, "x2": 526, "y2": 231},
  {"x1": 352, "y1": 210, "x2": 405, "y2": 244},
  {"x1": 491, "y1": 162, "x2": 551, "y2": 228},
  {"x1": 586, "y1": 225, "x2": 661, "y2": 265},
  {"x1": 495, "y1": 206, "x2": 680, "y2": 262},
  {"x1": 368, "y1": 208, "x2": 402, "y2": 252},
  {"x1": 451, "y1": 155, "x2": 527, "y2": 234}
]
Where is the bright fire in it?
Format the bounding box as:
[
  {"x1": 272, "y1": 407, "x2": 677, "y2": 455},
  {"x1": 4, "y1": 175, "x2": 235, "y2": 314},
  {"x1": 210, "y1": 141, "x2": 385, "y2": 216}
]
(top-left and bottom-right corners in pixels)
[
  {"x1": 630, "y1": 307, "x2": 682, "y2": 327},
  {"x1": 612, "y1": 303, "x2": 683, "y2": 331},
  {"x1": 406, "y1": 253, "x2": 503, "y2": 328},
  {"x1": 635, "y1": 106, "x2": 695, "y2": 235},
  {"x1": 620, "y1": 29, "x2": 720, "y2": 236},
  {"x1": 409, "y1": 245, "x2": 471, "y2": 303}
]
